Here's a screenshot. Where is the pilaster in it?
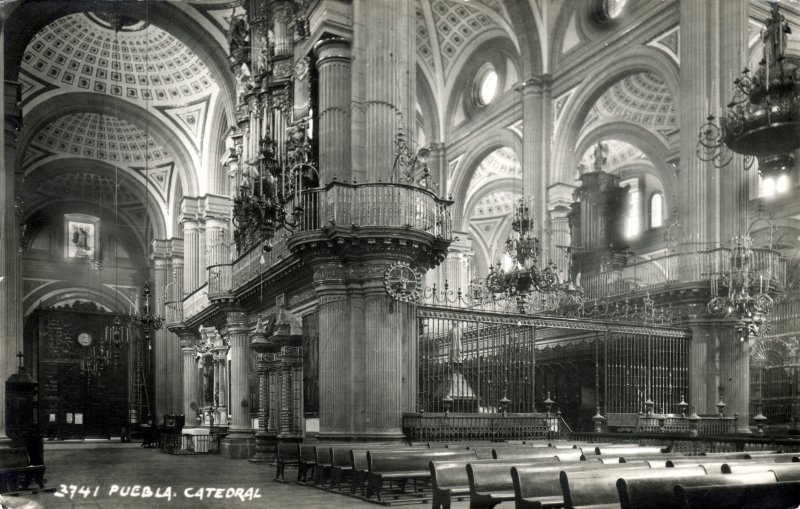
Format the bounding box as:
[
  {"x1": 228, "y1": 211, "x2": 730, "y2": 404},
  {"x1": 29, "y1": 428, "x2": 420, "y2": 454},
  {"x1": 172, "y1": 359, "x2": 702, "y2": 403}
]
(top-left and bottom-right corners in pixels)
[
  {"x1": 179, "y1": 330, "x2": 201, "y2": 427},
  {"x1": 0, "y1": 80, "x2": 22, "y2": 441},
  {"x1": 221, "y1": 310, "x2": 255, "y2": 459},
  {"x1": 313, "y1": 37, "x2": 352, "y2": 184},
  {"x1": 152, "y1": 251, "x2": 169, "y2": 424}
]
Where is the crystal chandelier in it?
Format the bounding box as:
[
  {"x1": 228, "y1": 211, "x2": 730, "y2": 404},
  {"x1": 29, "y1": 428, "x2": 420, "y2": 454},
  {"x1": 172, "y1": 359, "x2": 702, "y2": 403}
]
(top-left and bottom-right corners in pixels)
[
  {"x1": 697, "y1": 1, "x2": 798, "y2": 181},
  {"x1": 707, "y1": 236, "x2": 775, "y2": 340},
  {"x1": 486, "y1": 197, "x2": 559, "y2": 313}
]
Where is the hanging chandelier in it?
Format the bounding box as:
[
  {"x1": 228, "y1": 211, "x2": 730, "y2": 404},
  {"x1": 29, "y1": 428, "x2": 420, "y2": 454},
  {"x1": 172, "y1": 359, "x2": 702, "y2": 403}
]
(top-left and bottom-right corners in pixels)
[
  {"x1": 130, "y1": 282, "x2": 163, "y2": 344},
  {"x1": 486, "y1": 197, "x2": 559, "y2": 313},
  {"x1": 707, "y1": 236, "x2": 776, "y2": 340},
  {"x1": 697, "y1": 1, "x2": 799, "y2": 181}
]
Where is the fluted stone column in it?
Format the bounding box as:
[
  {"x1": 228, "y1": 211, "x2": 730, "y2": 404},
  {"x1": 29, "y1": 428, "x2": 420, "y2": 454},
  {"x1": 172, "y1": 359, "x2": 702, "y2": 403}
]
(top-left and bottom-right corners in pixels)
[
  {"x1": 152, "y1": 253, "x2": 169, "y2": 424},
  {"x1": 547, "y1": 183, "x2": 575, "y2": 275},
  {"x1": 351, "y1": 0, "x2": 415, "y2": 182},
  {"x1": 686, "y1": 317, "x2": 751, "y2": 433},
  {"x1": 180, "y1": 331, "x2": 200, "y2": 427},
  {"x1": 314, "y1": 37, "x2": 352, "y2": 185},
  {"x1": 168, "y1": 254, "x2": 184, "y2": 412},
  {"x1": 315, "y1": 262, "x2": 414, "y2": 439},
  {"x1": 518, "y1": 75, "x2": 552, "y2": 251},
  {"x1": 198, "y1": 225, "x2": 207, "y2": 287},
  {"x1": 221, "y1": 311, "x2": 254, "y2": 458},
  {"x1": 0, "y1": 80, "x2": 22, "y2": 442},
  {"x1": 680, "y1": 1, "x2": 747, "y2": 246},
  {"x1": 182, "y1": 220, "x2": 200, "y2": 295},
  {"x1": 435, "y1": 233, "x2": 472, "y2": 291},
  {"x1": 428, "y1": 142, "x2": 448, "y2": 197}
]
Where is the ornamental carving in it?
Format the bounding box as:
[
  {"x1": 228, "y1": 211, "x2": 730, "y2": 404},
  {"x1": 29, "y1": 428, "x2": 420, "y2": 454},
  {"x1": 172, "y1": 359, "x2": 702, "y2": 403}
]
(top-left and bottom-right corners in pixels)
[{"x1": 384, "y1": 261, "x2": 422, "y2": 303}]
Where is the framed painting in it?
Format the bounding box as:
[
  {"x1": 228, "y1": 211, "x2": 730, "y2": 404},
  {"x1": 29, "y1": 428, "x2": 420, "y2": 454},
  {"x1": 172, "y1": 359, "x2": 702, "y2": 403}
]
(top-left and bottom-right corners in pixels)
[{"x1": 64, "y1": 214, "x2": 100, "y2": 259}]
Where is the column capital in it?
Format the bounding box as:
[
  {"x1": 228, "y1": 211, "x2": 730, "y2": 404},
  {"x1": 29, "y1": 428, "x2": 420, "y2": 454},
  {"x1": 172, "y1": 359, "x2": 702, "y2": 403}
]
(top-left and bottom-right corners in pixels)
[
  {"x1": 226, "y1": 311, "x2": 249, "y2": 332},
  {"x1": 167, "y1": 238, "x2": 184, "y2": 259},
  {"x1": 152, "y1": 239, "x2": 171, "y2": 261},
  {"x1": 200, "y1": 194, "x2": 232, "y2": 222},
  {"x1": 516, "y1": 74, "x2": 553, "y2": 95},
  {"x1": 547, "y1": 182, "x2": 577, "y2": 212},
  {"x1": 313, "y1": 36, "x2": 351, "y2": 62}
]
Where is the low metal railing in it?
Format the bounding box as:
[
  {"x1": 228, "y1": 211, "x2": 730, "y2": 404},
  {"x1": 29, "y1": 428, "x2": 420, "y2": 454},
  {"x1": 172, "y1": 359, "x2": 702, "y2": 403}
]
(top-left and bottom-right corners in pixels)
[
  {"x1": 402, "y1": 412, "x2": 562, "y2": 442},
  {"x1": 569, "y1": 431, "x2": 800, "y2": 455},
  {"x1": 636, "y1": 414, "x2": 737, "y2": 435},
  {"x1": 580, "y1": 248, "x2": 785, "y2": 300},
  {"x1": 158, "y1": 431, "x2": 222, "y2": 455},
  {"x1": 164, "y1": 300, "x2": 183, "y2": 326}
]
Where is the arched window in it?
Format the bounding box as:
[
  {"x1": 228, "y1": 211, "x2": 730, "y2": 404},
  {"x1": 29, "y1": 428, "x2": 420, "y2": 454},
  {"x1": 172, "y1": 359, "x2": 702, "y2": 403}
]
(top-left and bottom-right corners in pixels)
[
  {"x1": 474, "y1": 64, "x2": 498, "y2": 107},
  {"x1": 621, "y1": 178, "x2": 640, "y2": 239},
  {"x1": 650, "y1": 193, "x2": 663, "y2": 228}
]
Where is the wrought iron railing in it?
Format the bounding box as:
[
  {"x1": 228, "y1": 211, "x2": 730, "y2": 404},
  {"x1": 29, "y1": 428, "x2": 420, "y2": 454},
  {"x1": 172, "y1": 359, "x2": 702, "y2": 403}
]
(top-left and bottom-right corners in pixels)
[
  {"x1": 159, "y1": 431, "x2": 222, "y2": 455},
  {"x1": 580, "y1": 248, "x2": 785, "y2": 300},
  {"x1": 569, "y1": 431, "x2": 800, "y2": 455},
  {"x1": 231, "y1": 228, "x2": 292, "y2": 290},
  {"x1": 207, "y1": 263, "x2": 233, "y2": 299},
  {"x1": 636, "y1": 414, "x2": 737, "y2": 435},
  {"x1": 164, "y1": 300, "x2": 183, "y2": 326},
  {"x1": 402, "y1": 412, "x2": 562, "y2": 442},
  {"x1": 293, "y1": 181, "x2": 453, "y2": 240},
  {"x1": 182, "y1": 283, "x2": 210, "y2": 321}
]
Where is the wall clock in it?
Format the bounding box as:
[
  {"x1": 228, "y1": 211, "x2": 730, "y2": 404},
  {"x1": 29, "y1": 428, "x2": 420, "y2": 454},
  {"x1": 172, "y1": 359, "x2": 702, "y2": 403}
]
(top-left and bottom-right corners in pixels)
[
  {"x1": 384, "y1": 262, "x2": 422, "y2": 303},
  {"x1": 77, "y1": 332, "x2": 92, "y2": 347}
]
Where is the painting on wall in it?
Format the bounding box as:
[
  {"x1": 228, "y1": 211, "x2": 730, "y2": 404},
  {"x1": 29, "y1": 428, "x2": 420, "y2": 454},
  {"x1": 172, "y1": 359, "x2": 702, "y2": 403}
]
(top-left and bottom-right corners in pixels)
[{"x1": 64, "y1": 214, "x2": 100, "y2": 259}]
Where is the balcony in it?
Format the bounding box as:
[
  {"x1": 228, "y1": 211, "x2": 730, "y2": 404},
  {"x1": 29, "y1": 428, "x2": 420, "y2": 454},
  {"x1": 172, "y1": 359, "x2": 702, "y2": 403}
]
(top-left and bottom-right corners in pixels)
[
  {"x1": 183, "y1": 283, "x2": 210, "y2": 322},
  {"x1": 580, "y1": 248, "x2": 785, "y2": 301},
  {"x1": 293, "y1": 181, "x2": 453, "y2": 239},
  {"x1": 231, "y1": 227, "x2": 292, "y2": 290},
  {"x1": 207, "y1": 263, "x2": 233, "y2": 301}
]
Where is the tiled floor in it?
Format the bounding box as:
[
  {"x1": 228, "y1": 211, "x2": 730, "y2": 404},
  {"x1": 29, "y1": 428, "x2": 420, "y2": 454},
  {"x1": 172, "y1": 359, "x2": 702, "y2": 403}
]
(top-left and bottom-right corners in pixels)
[{"x1": 10, "y1": 441, "x2": 464, "y2": 509}]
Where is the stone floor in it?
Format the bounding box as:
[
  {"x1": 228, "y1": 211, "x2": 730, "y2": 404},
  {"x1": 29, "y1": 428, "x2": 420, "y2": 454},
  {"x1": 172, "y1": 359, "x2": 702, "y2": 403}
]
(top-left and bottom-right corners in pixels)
[{"x1": 9, "y1": 441, "x2": 469, "y2": 509}]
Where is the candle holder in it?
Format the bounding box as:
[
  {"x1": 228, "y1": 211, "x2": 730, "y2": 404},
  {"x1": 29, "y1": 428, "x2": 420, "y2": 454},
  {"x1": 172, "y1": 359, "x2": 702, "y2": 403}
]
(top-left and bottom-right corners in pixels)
[
  {"x1": 754, "y1": 406, "x2": 768, "y2": 436},
  {"x1": 677, "y1": 394, "x2": 689, "y2": 418},
  {"x1": 441, "y1": 394, "x2": 453, "y2": 415},
  {"x1": 592, "y1": 406, "x2": 605, "y2": 433},
  {"x1": 687, "y1": 407, "x2": 701, "y2": 437},
  {"x1": 644, "y1": 398, "x2": 654, "y2": 416},
  {"x1": 543, "y1": 392, "x2": 554, "y2": 416}
]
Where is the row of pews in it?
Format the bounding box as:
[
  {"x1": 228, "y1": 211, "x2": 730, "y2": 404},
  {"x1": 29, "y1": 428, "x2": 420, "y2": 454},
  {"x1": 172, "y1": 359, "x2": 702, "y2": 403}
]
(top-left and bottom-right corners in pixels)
[{"x1": 274, "y1": 440, "x2": 800, "y2": 507}]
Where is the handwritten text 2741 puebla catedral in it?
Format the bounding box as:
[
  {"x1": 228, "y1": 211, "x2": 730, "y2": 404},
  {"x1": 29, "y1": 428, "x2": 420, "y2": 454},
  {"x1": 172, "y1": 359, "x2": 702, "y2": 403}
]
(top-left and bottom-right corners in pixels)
[{"x1": 54, "y1": 484, "x2": 263, "y2": 502}]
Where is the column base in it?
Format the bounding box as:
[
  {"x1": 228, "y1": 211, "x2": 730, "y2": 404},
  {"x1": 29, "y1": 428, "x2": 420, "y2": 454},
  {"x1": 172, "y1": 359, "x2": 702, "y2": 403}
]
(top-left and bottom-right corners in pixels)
[
  {"x1": 737, "y1": 425, "x2": 753, "y2": 434},
  {"x1": 249, "y1": 432, "x2": 278, "y2": 463},
  {"x1": 221, "y1": 431, "x2": 255, "y2": 459}
]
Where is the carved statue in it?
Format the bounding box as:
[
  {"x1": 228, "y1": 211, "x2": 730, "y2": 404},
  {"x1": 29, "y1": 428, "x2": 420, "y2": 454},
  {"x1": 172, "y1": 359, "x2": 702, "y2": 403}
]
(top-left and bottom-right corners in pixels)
[
  {"x1": 228, "y1": 16, "x2": 250, "y2": 57},
  {"x1": 762, "y1": 3, "x2": 791, "y2": 65},
  {"x1": 448, "y1": 323, "x2": 463, "y2": 364}
]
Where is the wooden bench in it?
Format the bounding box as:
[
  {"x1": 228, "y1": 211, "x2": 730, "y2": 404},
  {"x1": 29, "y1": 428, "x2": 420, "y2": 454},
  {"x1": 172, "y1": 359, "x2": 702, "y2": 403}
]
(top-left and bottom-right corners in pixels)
[
  {"x1": 350, "y1": 447, "x2": 419, "y2": 495},
  {"x1": 327, "y1": 444, "x2": 407, "y2": 491},
  {"x1": 724, "y1": 462, "x2": 800, "y2": 481},
  {"x1": 617, "y1": 471, "x2": 777, "y2": 509},
  {"x1": 494, "y1": 449, "x2": 582, "y2": 462},
  {"x1": 511, "y1": 462, "x2": 652, "y2": 509},
  {"x1": 593, "y1": 446, "x2": 665, "y2": 456},
  {"x1": 430, "y1": 458, "x2": 559, "y2": 509},
  {"x1": 275, "y1": 442, "x2": 300, "y2": 482},
  {"x1": 675, "y1": 479, "x2": 800, "y2": 509},
  {"x1": 665, "y1": 460, "x2": 757, "y2": 472},
  {"x1": 466, "y1": 461, "x2": 570, "y2": 509},
  {"x1": 560, "y1": 465, "x2": 706, "y2": 509},
  {"x1": 298, "y1": 444, "x2": 318, "y2": 483},
  {"x1": 367, "y1": 450, "x2": 476, "y2": 502},
  {"x1": 0, "y1": 448, "x2": 45, "y2": 494}
]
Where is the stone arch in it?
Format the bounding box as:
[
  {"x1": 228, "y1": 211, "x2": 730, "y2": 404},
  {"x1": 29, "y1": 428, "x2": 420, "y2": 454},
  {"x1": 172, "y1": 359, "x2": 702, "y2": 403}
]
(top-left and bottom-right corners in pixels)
[
  {"x1": 18, "y1": 93, "x2": 200, "y2": 202},
  {"x1": 574, "y1": 120, "x2": 676, "y2": 200},
  {"x1": 416, "y1": 66, "x2": 441, "y2": 144},
  {"x1": 3, "y1": 0, "x2": 235, "y2": 115},
  {"x1": 24, "y1": 286, "x2": 130, "y2": 318},
  {"x1": 552, "y1": 47, "x2": 680, "y2": 186},
  {"x1": 501, "y1": 0, "x2": 544, "y2": 77},
  {"x1": 450, "y1": 132, "x2": 522, "y2": 231},
  {"x1": 23, "y1": 157, "x2": 168, "y2": 244}
]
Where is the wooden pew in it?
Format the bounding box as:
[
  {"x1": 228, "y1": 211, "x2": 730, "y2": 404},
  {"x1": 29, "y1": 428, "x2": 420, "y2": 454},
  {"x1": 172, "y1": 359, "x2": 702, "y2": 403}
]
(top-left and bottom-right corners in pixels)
[
  {"x1": 593, "y1": 446, "x2": 665, "y2": 456},
  {"x1": 0, "y1": 448, "x2": 45, "y2": 494},
  {"x1": 367, "y1": 450, "x2": 476, "y2": 502},
  {"x1": 275, "y1": 442, "x2": 300, "y2": 482},
  {"x1": 616, "y1": 471, "x2": 776, "y2": 509},
  {"x1": 349, "y1": 447, "x2": 417, "y2": 495},
  {"x1": 560, "y1": 466, "x2": 706, "y2": 509},
  {"x1": 675, "y1": 480, "x2": 800, "y2": 509},
  {"x1": 511, "y1": 462, "x2": 651, "y2": 509},
  {"x1": 665, "y1": 460, "x2": 759, "y2": 472},
  {"x1": 724, "y1": 462, "x2": 800, "y2": 481},
  {"x1": 430, "y1": 459, "x2": 561, "y2": 509},
  {"x1": 494, "y1": 448, "x2": 582, "y2": 462},
  {"x1": 298, "y1": 444, "x2": 317, "y2": 483}
]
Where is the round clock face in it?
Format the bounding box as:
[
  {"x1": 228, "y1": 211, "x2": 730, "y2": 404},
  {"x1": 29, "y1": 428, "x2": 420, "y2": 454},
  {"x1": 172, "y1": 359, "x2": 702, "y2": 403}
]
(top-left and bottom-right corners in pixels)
[{"x1": 77, "y1": 332, "x2": 92, "y2": 347}]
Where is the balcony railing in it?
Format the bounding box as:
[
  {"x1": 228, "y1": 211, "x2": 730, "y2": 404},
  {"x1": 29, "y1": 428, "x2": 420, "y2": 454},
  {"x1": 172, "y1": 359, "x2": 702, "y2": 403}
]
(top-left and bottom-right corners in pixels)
[
  {"x1": 580, "y1": 248, "x2": 785, "y2": 301},
  {"x1": 165, "y1": 300, "x2": 183, "y2": 326},
  {"x1": 183, "y1": 283, "x2": 210, "y2": 322},
  {"x1": 294, "y1": 181, "x2": 453, "y2": 240},
  {"x1": 231, "y1": 227, "x2": 292, "y2": 290},
  {"x1": 207, "y1": 263, "x2": 233, "y2": 299}
]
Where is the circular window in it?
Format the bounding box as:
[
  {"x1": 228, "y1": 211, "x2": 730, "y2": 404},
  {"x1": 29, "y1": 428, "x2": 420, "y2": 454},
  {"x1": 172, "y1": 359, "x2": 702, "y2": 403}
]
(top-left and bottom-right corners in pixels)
[
  {"x1": 474, "y1": 64, "x2": 498, "y2": 107},
  {"x1": 594, "y1": 0, "x2": 627, "y2": 23}
]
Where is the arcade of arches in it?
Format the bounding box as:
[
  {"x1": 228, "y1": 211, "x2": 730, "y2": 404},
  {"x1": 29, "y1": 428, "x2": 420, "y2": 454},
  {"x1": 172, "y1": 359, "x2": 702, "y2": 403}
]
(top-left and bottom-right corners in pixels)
[{"x1": 2, "y1": 0, "x2": 800, "y2": 500}]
